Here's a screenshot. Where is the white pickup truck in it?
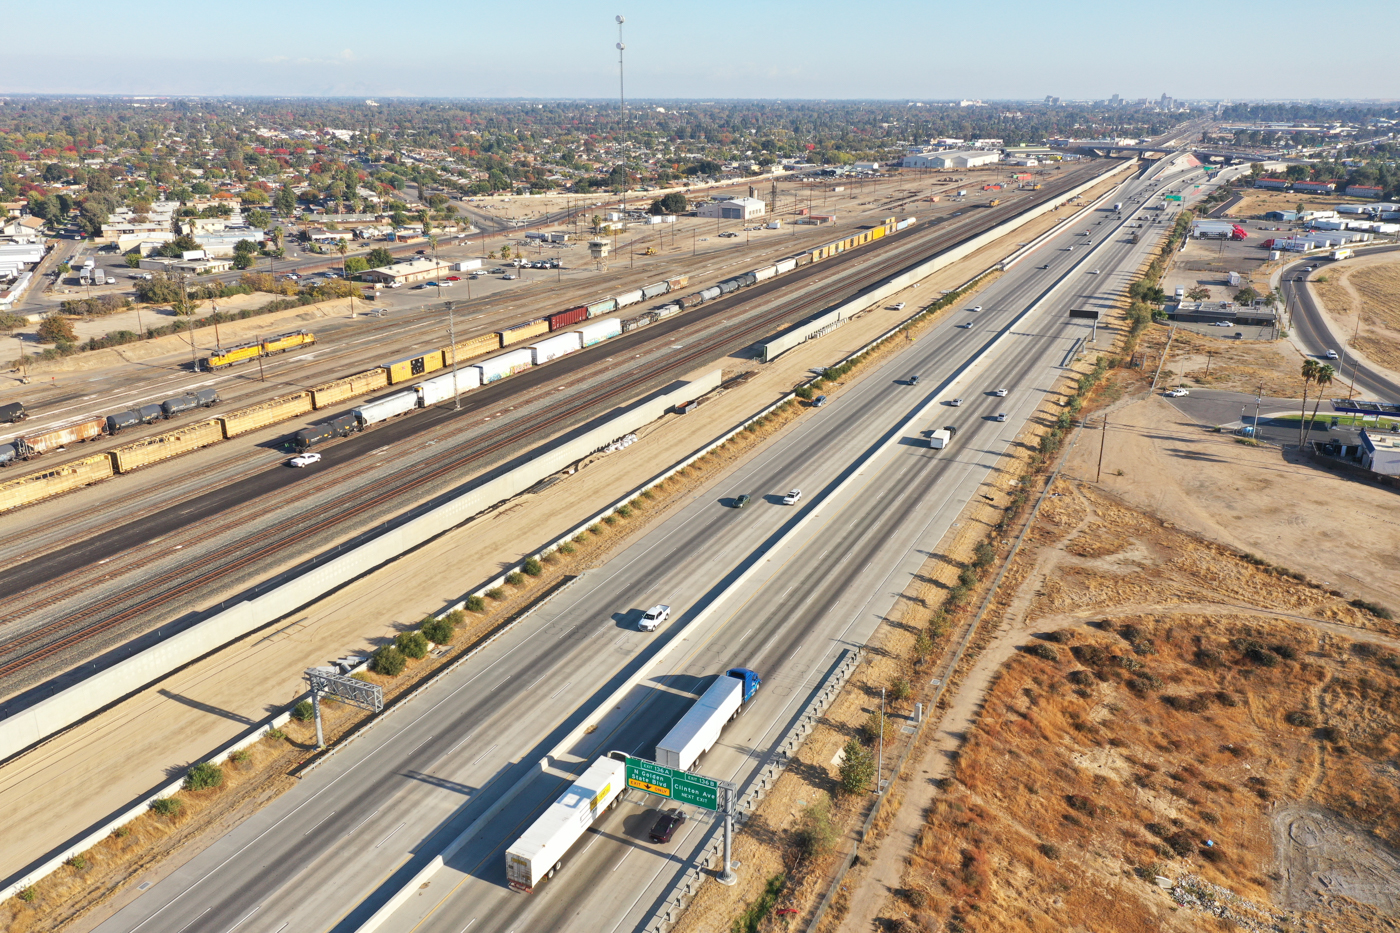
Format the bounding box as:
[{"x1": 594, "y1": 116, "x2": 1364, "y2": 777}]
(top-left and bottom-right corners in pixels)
[
  {"x1": 638, "y1": 605, "x2": 671, "y2": 632},
  {"x1": 782, "y1": 489, "x2": 802, "y2": 505}
]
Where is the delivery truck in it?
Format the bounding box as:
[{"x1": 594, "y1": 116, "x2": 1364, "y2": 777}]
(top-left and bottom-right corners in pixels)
[
  {"x1": 656, "y1": 668, "x2": 762, "y2": 772},
  {"x1": 927, "y1": 427, "x2": 955, "y2": 449},
  {"x1": 505, "y1": 756, "x2": 626, "y2": 893}
]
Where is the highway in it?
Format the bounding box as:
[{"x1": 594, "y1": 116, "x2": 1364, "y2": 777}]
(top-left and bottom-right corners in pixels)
[
  {"x1": 0, "y1": 162, "x2": 1117, "y2": 702},
  {"x1": 87, "y1": 156, "x2": 1209, "y2": 933},
  {"x1": 1281, "y1": 247, "x2": 1400, "y2": 401}
]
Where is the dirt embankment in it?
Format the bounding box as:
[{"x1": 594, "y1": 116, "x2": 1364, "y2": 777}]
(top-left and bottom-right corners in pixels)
[
  {"x1": 896, "y1": 481, "x2": 1400, "y2": 933},
  {"x1": 1311, "y1": 254, "x2": 1400, "y2": 379}
]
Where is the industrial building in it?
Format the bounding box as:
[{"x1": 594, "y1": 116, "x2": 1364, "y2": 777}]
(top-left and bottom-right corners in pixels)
[
  {"x1": 901, "y1": 150, "x2": 1000, "y2": 170},
  {"x1": 1254, "y1": 177, "x2": 1290, "y2": 190},
  {"x1": 1294, "y1": 181, "x2": 1336, "y2": 193},
  {"x1": 1346, "y1": 185, "x2": 1385, "y2": 199},
  {"x1": 1167, "y1": 300, "x2": 1278, "y2": 327},
  {"x1": 359, "y1": 258, "x2": 454, "y2": 285},
  {"x1": 695, "y1": 197, "x2": 766, "y2": 220}
]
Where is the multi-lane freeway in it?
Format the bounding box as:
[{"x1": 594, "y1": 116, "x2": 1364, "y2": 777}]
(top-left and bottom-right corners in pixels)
[{"x1": 86, "y1": 155, "x2": 1212, "y2": 933}]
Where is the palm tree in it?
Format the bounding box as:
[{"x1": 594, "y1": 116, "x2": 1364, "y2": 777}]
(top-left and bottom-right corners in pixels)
[
  {"x1": 1301, "y1": 364, "x2": 1334, "y2": 450},
  {"x1": 336, "y1": 239, "x2": 349, "y2": 279},
  {"x1": 428, "y1": 235, "x2": 440, "y2": 303},
  {"x1": 1297, "y1": 359, "x2": 1319, "y2": 445}
]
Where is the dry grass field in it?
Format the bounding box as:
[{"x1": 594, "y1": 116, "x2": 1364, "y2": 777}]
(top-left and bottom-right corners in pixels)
[
  {"x1": 1154, "y1": 326, "x2": 1305, "y2": 397},
  {"x1": 892, "y1": 479, "x2": 1400, "y2": 933},
  {"x1": 1224, "y1": 191, "x2": 1362, "y2": 219},
  {"x1": 1311, "y1": 255, "x2": 1400, "y2": 377}
]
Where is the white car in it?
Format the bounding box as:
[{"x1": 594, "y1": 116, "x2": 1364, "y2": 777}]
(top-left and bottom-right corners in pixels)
[
  {"x1": 959, "y1": 322, "x2": 974, "y2": 329},
  {"x1": 782, "y1": 489, "x2": 803, "y2": 505},
  {"x1": 892, "y1": 302, "x2": 906, "y2": 310},
  {"x1": 993, "y1": 388, "x2": 1009, "y2": 397},
  {"x1": 970, "y1": 305, "x2": 983, "y2": 312},
  {"x1": 1165, "y1": 388, "x2": 1190, "y2": 398},
  {"x1": 995, "y1": 413, "x2": 1008, "y2": 422},
  {"x1": 950, "y1": 398, "x2": 964, "y2": 407},
  {"x1": 1325, "y1": 349, "x2": 1339, "y2": 360},
  {"x1": 1088, "y1": 269, "x2": 1100, "y2": 275},
  {"x1": 638, "y1": 605, "x2": 671, "y2": 632},
  {"x1": 288, "y1": 452, "x2": 322, "y2": 468}
]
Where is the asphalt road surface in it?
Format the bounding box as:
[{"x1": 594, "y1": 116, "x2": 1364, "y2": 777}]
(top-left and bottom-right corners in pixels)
[
  {"x1": 86, "y1": 159, "x2": 1208, "y2": 933},
  {"x1": 1281, "y1": 246, "x2": 1400, "y2": 401}
]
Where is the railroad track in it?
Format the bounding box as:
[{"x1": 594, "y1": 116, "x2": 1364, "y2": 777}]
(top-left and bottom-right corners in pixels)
[{"x1": 0, "y1": 162, "x2": 1115, "y2": 681}]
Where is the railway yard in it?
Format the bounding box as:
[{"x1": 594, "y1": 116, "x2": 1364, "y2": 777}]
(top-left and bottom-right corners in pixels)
[{"x1": 0, "y1": 155, "x2": 1144, "y2": 925}]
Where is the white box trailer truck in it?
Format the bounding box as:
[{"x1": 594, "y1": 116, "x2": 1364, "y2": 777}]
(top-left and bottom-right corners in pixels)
[
  {"x1": 656, "y1": 668, "x2": 762, "y2": 772},
  {"x1": 927, "y1": 427, "x2": 953, "y2": 449},
  {"x1": 505, "y1": 756, "x2": 625, "y2": 893}
]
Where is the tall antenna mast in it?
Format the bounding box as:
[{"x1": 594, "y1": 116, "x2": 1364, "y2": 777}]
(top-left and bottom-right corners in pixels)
[{"x1": 616, "y1": 14, "x2": 627, "y2": 217}]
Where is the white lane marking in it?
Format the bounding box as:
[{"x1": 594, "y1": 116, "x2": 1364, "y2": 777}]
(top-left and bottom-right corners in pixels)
[
  {"x1": 173, "y1": 909, "x2": 211, "y2": 933},
  {"x1": 494, "y1": 676, "x2": 510, "y2": 691},
  {"x1": 223, "y1": 905, "x2": 259, "y2": 932},
  {"x1": 410, "y1": 735, "x2": 435, "y2": 754},
  {"x1": 447, "y1": 730, "x2": 477, "y2": 755},
  {"x1": 472, "y1": 744, "x2": 499, "y2": 766},
  {"x1": 345, "y1": 809, "x2": 380, "y2": 836},
  {"x1": 613, "y1": 850, "x2": 632, "y2": 872},
  {"x1": 527, "y1": 674, "x2": 547, "y2": 690},
  {"x1": 375, "y1": 822, "x2": 407, "y2": 849},
  {"x1": 549, "y1": 681, "x2": 572, "y2": 700},
  {"x1": 303, "y1": 810, "x2": 336, "y2": 835},
  {"x1": 459, "y1": 921, "x2": 477, "y2": 933}
]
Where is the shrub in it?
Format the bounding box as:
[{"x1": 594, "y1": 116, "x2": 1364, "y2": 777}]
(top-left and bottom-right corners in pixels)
[
  {"x1": 1066, "y1": 670, "x2": 1093, "y2": 687},
  {"x1": 1038, "y1": 843, "x2": 1060, "y2": 860},
  {"x1": 838, "y1": 739, "x2": 877, "y2": 794},
  {"x1": 505, "y1": 571, "x2": 525, "y2": 586},
  {"x1": 421, "y1": 616, "x2": 456, "y2": 644},
  {"x1": 1165, "y1": 831, "x2": 1196, "y2": 857},
  {"x1": 150, "y1": 797, "x2": 183, "y2": 817},
  {"x1": 588, "y1": 523, "x2": 604, "y2": 535},
  {"x1": 112, "y1": 826, "x2": 131, "y2": 838},
  {"x1": 793, "y1": 796, "x2": 839, "y2": 860},
  {"x1": 371, "y1": 645, "x2": 407, "y2": 676},
  {"x1": 558, "y1": 542, "x2": 575, "y2": 555},
  {"x1": 519, "y1": 556, "x2": 542, "y2": 577},
  {"x1": 860, "y1": 709, "x2": 886, "y2": 745},
  {"x1": 464, "y1": 595, "x2": 486, "y2": 613},
  {"x1": 904, "y1": 887, "x2": 929, "y2": 908},
  {"x1": 616, "y1": 505, "x2": 632, "y2": 519},
  {"x1": 265, "y1": 728, "x2": 287, "y2": 741},
  {"x1": 486, "y1": 587, "x2": 505, "y2": 600},
  {"x1": 1350, "y1": 599, "x2": 1393, "y2": 620},
  {"x1": 395, "y1": 631, "x2": 429, "y2": 659},
  {"x1": 602, "y1": 515, "x2": 617, "y2": 526},
  {"x1": 230, "y1": 749, "x2": 251, "y2": 765},
  {"x1": 573, "y1": 533, "x2": 588, "y2": 544},
  {"x1": 1065, "y1": 794, "x2": 1096, "y2": 815},
  {"x1": 68, "y1": 855, "x2": 88, "y2": 871},
  {"x1": 1199, "y1": 810, "x2": 1220, "y2": 825},
  {"x1": 293, "y1": 700, "x2": 314, "y2": 721},
  {"x1": 1028, "y1": 644, "x2": 1059, "y2": 663},
  {"x1": 1270, "y1": 644, "x2": 1298, "y2": 661},
  {"x1": 184, "y1": 761, "x2": 224, "y2": 791},
  {"x1": 1284, "y1": 710, "x2": 1316, "y2": 728}
]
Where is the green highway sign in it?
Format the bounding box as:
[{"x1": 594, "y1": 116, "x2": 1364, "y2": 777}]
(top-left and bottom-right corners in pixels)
[
  {"x1": 625, "y1": 757, "x2": 720, "y2": 810},
  {"x1": 1164, "y1": 195, "x2": 1184, "y2": 202}
]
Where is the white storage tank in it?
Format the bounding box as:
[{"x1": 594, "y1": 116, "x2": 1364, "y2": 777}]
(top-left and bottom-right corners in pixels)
[
  {"x1": 354, "y1": 390, "x2": 418, "y2": 426},
  {"x1": 530, "y1": 331, "x2": 583, "y2": 365},
  {"x1": 416, "y1": 369, "x2": 481, "y2": 406},
  {"x1": 577, "y1": 318, "x2": 622, "y2": 347},
  {"x1": 475, "y1": 348, "x2": 533, "y2": 383}
]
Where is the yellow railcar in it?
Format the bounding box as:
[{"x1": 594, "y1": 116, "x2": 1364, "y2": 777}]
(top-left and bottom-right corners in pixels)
[
  {"x1": 261, "y1": 330, "x2": 316, "y2": 355},
  {"x1": 383, "y1": 350, "x2": 447, "y2": 384}
]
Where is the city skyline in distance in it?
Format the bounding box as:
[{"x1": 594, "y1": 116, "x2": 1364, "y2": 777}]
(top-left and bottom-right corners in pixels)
[{"x1": 4, "y1": 0, "x2": 1399, "y2": 101}]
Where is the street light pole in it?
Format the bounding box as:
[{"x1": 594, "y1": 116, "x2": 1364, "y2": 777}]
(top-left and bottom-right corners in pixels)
[{"x1": 876, "y1": 687, "x2": 886, "y2": 794}]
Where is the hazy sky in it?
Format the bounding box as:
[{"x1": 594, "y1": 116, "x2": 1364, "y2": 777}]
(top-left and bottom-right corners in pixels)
[{"x1": 4, "y1": 0, "x2": 1397, "y2": 101}]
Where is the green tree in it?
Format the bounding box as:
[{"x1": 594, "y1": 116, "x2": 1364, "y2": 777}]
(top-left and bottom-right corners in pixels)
[
  {"x1": 275, "y1": 184, "x2": 297, "y2": 216},
  {"x1": 1301, "y1": 363, "x2": 1335, "y2": 449},
  {"x1": 1297, "y1": 358, "x2": 1319, "y2": 446},
  {"x1": 838, "y1": 739, "x2": 876, "y2": 795},
  {"x1": 649, "y1": 191, "x2": 688, "y2": 214},
  {"x1": 43, "y1": 162, "x2": 67, "y2": 182},
  {"x1": 158, "y1": 234, "x2": 201, "y2": 258},
  {"x1": 37, "y1": 315, "x2": 77, "y2": 345},
  {"x1": 232, "y1": 239, "x2": 259, "y2": 270},
  {"x1": 371, "y1": 645, "x2": 407, "y2": 676},
  {"x1": 394, "y1": 631, "x2": 429, "y2": 659},
  {"x1": 247, "y1": 208, "x2": 271, "y2": 229},
  {"x1": 336, "y1": 239, "x2": 349, "y2": 277},
  {"x1": 124, "y1": 252, "x2": 143, "y2": 268},
  {"x1": 1186, "y1": 285, "x2": 1211, "y2": 301},
  {"x1": 365, "y1": 246, "x2": 394, "y2": 269},
  {"x1": 344, "y1": 255, "x2": 368, "y2": 275},
  {"x1": 1234, "y1": 285, "x2": 1260, "y2": 305}
]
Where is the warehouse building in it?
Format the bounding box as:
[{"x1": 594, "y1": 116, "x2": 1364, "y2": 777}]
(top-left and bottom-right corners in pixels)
[
  {"x1": 359, "y1": 258, "x2": 454, "y2": 285},
  {"x1": 1254, "y1": 177, "x2": 1290, "y2": 190},
  {"x1": 1294, "y1": 180, "x2": 1337, "y2": 193},
  {"x1": 901, "y1": 150, "x2": 1001, "y2": 170},
  {"x1": 695, "y1": 197, "x2": 766, "y2": 220},
  {"x1": 1346, "y1": 185, "x2": 1385, "y2": 199}
]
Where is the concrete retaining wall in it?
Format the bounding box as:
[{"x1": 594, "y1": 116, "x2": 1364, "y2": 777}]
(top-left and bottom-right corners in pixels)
[{"x1": 0, "y1": 373, "x2": 721, "y2": 766}]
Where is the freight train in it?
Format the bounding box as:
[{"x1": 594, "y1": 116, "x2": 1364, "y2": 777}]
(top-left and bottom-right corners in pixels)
[
  {"x1": 3, "y1": 214, "x2": 917, "y2": 509},
  {"x1": 0, "y1": 388, "x2": 221, "y2": 466}
]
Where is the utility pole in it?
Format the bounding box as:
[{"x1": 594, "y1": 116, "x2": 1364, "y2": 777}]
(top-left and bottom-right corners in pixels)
[
  {"x1": 876, "y1": 688, "x2": 886, "y2": 794},
  {"x1": 1097, "y1": 415, "x2": 1108, "y2": 483},
  {"x1": 1253, "y1": 383, "x2": 1263, "y2": 439},
  {"x1": 616, "y1": 15, "x2": 627, "y2": 220},
  {"x1": 447, "y1": 301, "x2": 461, "y2": 409},
  {"x1": 718, "y1": 783, "x2": 738, "y2": 886}
]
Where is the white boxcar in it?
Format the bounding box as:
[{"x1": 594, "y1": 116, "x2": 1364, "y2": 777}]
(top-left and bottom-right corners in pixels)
[
  {"x1": 354, "y1": 390, "x2": 418, "y2": 426},
  {"x1": 530, "y1": 331, "x2": 582, "y2": 365},
  {"x1": 656, "y1": 675, "x2": 742, "y2": 772},
  {"x1": 506, "y1": 756, "x2": 625, "y2": 893},
  {"x1": 475, "y1": 348, "x2": 533, "y2": 383},
  {"x1": 416, "y1": 369, "x2": 481, "y2": 406},
  {"x1": 577, "y1": 318, "x2": 622, "y2": 347},
  {"x1": 614, "y1": 288, "x2": 645, "y2": 309}
]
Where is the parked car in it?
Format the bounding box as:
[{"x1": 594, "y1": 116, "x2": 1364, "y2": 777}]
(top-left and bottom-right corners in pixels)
[
  {"x1": 1165, "y1": 388, "x2": 1189, "y2": 398},
  {"x1": 502, "y1": 274, "x2": 517, "y2": 280},
  {"x1": 782, "y1": 489, "x2": 802, "y2": 505},
  {"x1": 288, "y1": 452, "x2": 322, "y2": 468},
  {"x1": 650, "y1": 808, "x2": 687, "y2": 843}
]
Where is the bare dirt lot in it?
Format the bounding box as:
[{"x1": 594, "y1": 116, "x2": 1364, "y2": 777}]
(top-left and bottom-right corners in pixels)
[
  {"x1": 1225, "y1": 190, "x2": 1364, "y2": 219},
  {"x1": 1154, "y1": 326, "x2": 1304, "y2": 397},
  {"x1": 1310, "y1": 253, "x2": 1400, "y2": 380}
]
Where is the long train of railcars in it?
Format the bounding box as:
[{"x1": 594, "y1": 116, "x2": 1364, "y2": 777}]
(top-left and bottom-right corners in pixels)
[{"x1": 2, "y1": 215, "x2": 915, "y2": 509}]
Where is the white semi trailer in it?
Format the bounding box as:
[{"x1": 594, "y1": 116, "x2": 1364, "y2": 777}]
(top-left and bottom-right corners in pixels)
[
  {"x1": 505, "y1": 756, "x2": 626, "y2": 893},
  {"x1": 655, "y1": 668, "x2": 762, "y2": 773}
]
